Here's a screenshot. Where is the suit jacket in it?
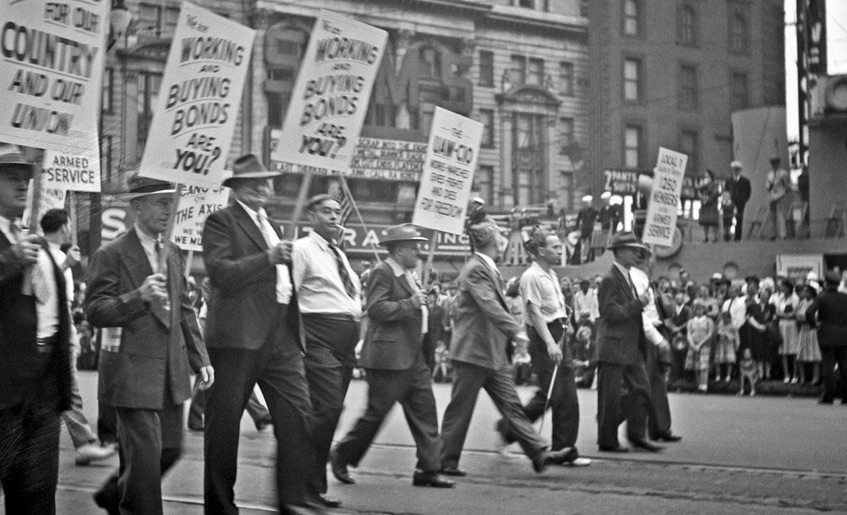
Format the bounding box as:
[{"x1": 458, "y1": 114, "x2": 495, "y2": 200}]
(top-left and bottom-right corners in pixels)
[
  {"x1": 86, "y1": 229, "x2": 209, "y2": 410},
  {"x1": 805, "y1": 288, "x2": 847, "y2": 348},
  {"x1": 202, "y1": 202, "x2": 301, "y2": 351},
  {"x1": 0, "y1": 233, "x2": 72, "y2": 411},
  {"x1": 726, "y1": 175, "x2": 751, "y2": 210},
  {"x1": 449, "y1": 255, "x2": 522, "y2": 370},
  {"x1": 359, "y1": 261, "x2": 423, "y2": 370},
  {"x1": 595, "y1": 265, "x2": 647, "y2": 365}
]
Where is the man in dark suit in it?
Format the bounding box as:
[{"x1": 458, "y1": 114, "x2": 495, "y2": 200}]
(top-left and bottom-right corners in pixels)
[
  {"x1": 86, "y1": 175, "x2": 213, "y2": 514},
  {"x1": 805, "y1": 271, "x2": 847, "y2": 405},
  {"x1": 595, "y1": 232, "x2": 661, "y2": 453},
  {"x1": 330, "y1": 224, "x2": 453, "y2": 488},
  {"x1": 202, "y1": 155, "x2": 317, "y2": 515},
  {"x1": 439, "y1": 217, "x2": 575, "y2": 475},
  {"x1": 726, "y1": 161, "x2": 752, "y2": 241},
  {"x1": 0, "y1": 143, "x2": 73, "y2": 513}
]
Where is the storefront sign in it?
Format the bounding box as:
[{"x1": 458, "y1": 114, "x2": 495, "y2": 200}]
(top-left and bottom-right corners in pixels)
[{"x1": 776, "y1": 254, "x2": 824, "y2": 282}]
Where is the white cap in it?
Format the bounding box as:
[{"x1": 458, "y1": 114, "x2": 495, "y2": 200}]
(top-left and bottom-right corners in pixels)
[
  {"x1": 609, "y1": 195, "x2": 623, "y2": 205},
  {"x1": 472, "y1": 197, "x2": 485, "y2": 205},
  {"x1": 581, "y1": 195, "x2": 593, "y2": 202},
  {"x1": 730, "y1": 160, "x2": 743, "y2": 169},
  {"x1": 600, "y1": 191, "x2": 612, "y2": 200}
]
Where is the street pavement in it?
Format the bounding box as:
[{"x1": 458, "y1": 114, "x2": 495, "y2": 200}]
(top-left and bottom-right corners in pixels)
[{"x1": 9, "y1": 371, "x2": 847, "y2": 514}]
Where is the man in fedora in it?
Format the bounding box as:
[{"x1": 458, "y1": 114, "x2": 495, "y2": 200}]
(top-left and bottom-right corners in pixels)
[
  {"x1": 291, "y1": 194, "x2": 362, "y2": 507},
  {"x1": 726, "y1": 161, "x2": 751, "y2": 241},
  {"x1": 0, "y1": 143, "x2": 73, "y2": 512},
  {"x1": 86, "y1": 174, "x2": 213, "y2": 514},
  {"x1": 330, "y1": 224, "x2": 454, "y2": 488},
  {"x1": 595, "y1": 232, "x2": 661, "y2": 453},
  {"x1": 202, "y1": 154, "x2": 317, "y2": 514}
]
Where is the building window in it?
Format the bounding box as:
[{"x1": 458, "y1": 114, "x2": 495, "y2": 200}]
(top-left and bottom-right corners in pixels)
[
  {"x1": 479, "y1": 109, "x2": 495, "y2": 148},
  {"x1": 559, "y1": 117, "x2": 574, "y2": 153},
  {"x1": 510, "y1": 54, "x2": 526, "y2": 85},
  {"x1": 623, "y1": 0, "x2": 641, "y2": 36},
  {"x1": 475, "y1": 165, "x2": 494, "y2": 205},
  {"x1": 519, "y1": 0, "x2": 534, "y2": 8},
  {"x1": 679, "y1": 129, "x2": 699, "y2": 175},
  {"x1": 730, "y1": 71, "x2": 749, "y2": 110},
  {"x1": 100, "y1": 135, "x2": 113, "y2": 183},
  {"x1": 624, "y1": 125, "x2": 642, "y2": 169},
  {"x1": 728, "y1": 9, "x2": 749, "y2": 54},
  {"x1": 623, "y1": 58, "x2": 642, "y2": 102},
  {"x1": 102, "y1": 68, "x2": 113, "y2": 114},
  {"x1": 559, "y1": 62, "x2": 574, "y2": 96},
  {"x1": 527, "y1": 58, "x2": 544, "y2": 86},
  {"x1": 513, "y1": 113, "x2": 546, "y2": 206},
  {"x1": 678, "y1": 64, "x2": 698, "y2": 110},
  {"x1": 137, "y1": 3, "x2": 180, "y2": 39},
  {"x1": 479, "y1": 50, "x2": 494, "y2": 87},
  {"x1": 137, "y1": 72, "x2": 162, "y2": 157},
  {"x1": 419, "y1": 47, "x2": 441, "y2": 78},
  {"x1": 677, "y1": 4, "x2": 697, "y2": 46}
]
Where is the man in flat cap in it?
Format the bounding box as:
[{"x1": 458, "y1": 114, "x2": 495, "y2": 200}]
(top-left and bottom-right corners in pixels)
[
  {"x1": 202, "y1": 155, "x2": 318, "y2": 515},
  {"x1": 439, "y1": 217, "x2": 577, "y2": 476},
  {"x1": 0, "y1": 143, "x2": 73, "y2": 513},
  {"x1": 331, "y1": 224, "x2": 454, "y2": 489},
  {"x1": 87, "y1": 174, "x2": 213, "y2": 514},
  {"x1": 726, "y1": 161, "x2": 751, "y2": 241}
]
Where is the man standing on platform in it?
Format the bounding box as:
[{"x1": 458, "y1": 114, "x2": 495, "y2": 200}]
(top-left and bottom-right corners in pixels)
[
  {"x1": 0, "y1": 144, "x2": 73, "y2": 513},
  {"x1": 330, "y1": 224, "x2": 454, "y2": 488},
  {"x1": 202, "y1": 155, "x2": 317, "y2": 515},
  {"x1": 765, "y1": 157, "x2": 791, "y2": 240},
  {"x1": 496, "y1": 227, "x2": 591, "y2": 467},
  {"x1": 726, "y1": 161, "x2": 751, "y2": 241},
  {"x1": 87, "y1": 175, "x2": 213, "y2": 514},
  {"x1": 292, "y1": 194, "x2": 362, "y2": 508},
  {"x1": 595, "y1": 232, "x2": 661, "y2": 454},
  {"x1": 439, "y1": 217, "x2": 576, "y2": 476}
]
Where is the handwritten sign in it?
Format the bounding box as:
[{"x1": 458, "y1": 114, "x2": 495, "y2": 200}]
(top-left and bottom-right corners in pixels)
[
  {"x1": 642, "y1": 147, "x2": 687, "y2": 246},
  {"x1": 1, "y1": 0, "x2": 109, "y2": 152},
  {"x1": 270, "y1": 10, "x2": 388, "y2": 174},
  {"x1": 139, "y1": 3, "x2": 255, "y2": 188},
  {"x1": 412, "y1": 107, "x2": 483, "y2": 235}
]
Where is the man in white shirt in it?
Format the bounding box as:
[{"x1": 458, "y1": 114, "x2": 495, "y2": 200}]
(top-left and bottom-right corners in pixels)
[
  {"x1": 40, "y1": 209, "x2": 116, "y2": 466},
  {"x1": 722, "y1": 282, "x2": 748, "y2": 331},
  {"x1": 573, "y1": 279, "x2": 599, "y2": 324},
  {"x1": 292, "y1": 194, "x2": 362, "y2": 508}
]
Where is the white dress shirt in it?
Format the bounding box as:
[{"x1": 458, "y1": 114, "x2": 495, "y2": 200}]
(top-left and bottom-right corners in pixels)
[
  {"x1": 134, "y1": 224, "x2": 166, "y2": 275},
  {"x1": 573, "y1": 289, "x2": 599, "y2": 322},
  {"x1": 235, "y1": 200, "x2": 292, "y2": 304},
  {"x1": 630, "y1": 266, "x2": 665, "y2": 346},
  {"x1": 385, "y1": 256, "x2": 427, "y2": 334},
  {"x1": 722, "y1": 295, "x2": 747, "y2": 330},
  {"x1": 520, "y1": 261, "x2": 566, "y2": 323},
  {"x1": 292, "y1": 230, "x2": 361, "y2": 317}
]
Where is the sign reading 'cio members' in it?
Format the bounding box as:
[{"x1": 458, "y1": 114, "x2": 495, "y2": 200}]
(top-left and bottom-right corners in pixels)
[
  {"x1": 271, "y1": 10, "x2": 388, "y2": 174},
  {"x1": 139, "y1": 3, "x2": 255, "y2": 188},
  {"x1": 1, "y1": 0, "x2": 110, "y2": 153},
  {"x1": 642, "y1": 147, "x2": 687, "y2": 247}
]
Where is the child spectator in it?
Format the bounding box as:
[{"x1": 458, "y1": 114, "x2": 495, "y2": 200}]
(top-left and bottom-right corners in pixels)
[
  {"x1": 432, "y1": 341, "x2": 451, "y2": 383},
  {"x1": 737, "y1": 348, "x2": 758, "y2": 396},
  {"x1": 796, "y1": 283, "x2": 822, "y2": 385},
  {"x1": 572, "y1": 325, "x2": 595, "y2": 388},
  {"x1": 686, "y1": 300, "x2": 714, "y2": 392},
  {"x1": 714, "y1": 311, "x2": 739, "y2": 382}
]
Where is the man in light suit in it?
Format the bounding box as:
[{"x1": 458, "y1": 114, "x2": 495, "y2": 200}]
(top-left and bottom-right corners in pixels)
[
  {"x1": 595, "y1": 232, "x2": 660, "y2": 453},
  {"x1": 86, "y1": 175, "x2": 213, "y2": 514},
  {"x1": 439, "y1": 217, "x2": 576, "y2": 475},
  {"x1": 0, "y1": 144, "x2": 73, "y2": 513},
  {"x1": 202, "y1": 155, "x2": 317, "y2": 515},
  {"x1": 330, "y1": 224, "x2": 453, "y2": 488}
]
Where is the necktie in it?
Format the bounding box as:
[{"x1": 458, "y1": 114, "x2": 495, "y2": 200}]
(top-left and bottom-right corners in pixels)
[
  {"x1": 151, "y1": 237, "x2": 171, "y2": 328},
  {"x1": 257, "y1": 212, "x2": 274, "y2": 248},
  {"x1": 329, "y1": 244, "x2": 357, "y2": 300},
  {"x1": 626, "y1": 271, "x2": 639, "y2": 299}
]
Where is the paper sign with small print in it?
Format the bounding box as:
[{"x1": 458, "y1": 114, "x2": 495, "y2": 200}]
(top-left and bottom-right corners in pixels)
[
  {"x1": 270, "y1": 10, "x2": 388, "y2": 174},
  {"x1": 139, "y1": 3, "x2": 255, "y2": 188},
  {"x1": 41, "y1": 137, "x2": 101, "y2": 192},
  {"x1": 22, "y1": 177, "x2": 68, "y2": 230},
  {"x1": 171, "y1": 182, "x2": 230, "y2": 251},
  {"x1": 412, "y1": 107, "x2": 483, "y2": 236},
  {"x1": 642, "y1": 147, "x2": 687, "y2": 247},
  {"x1": 0, "y1": 0, "x2": 109, "y2": 153}
]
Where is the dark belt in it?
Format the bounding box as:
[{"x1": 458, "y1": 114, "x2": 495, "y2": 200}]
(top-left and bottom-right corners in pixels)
[
  {"x1": 303, "y1": 312, "x2": 359, "y2": 322},
  {"x1": 37, "y1": 334, "x2": 59, "y2": 355}
]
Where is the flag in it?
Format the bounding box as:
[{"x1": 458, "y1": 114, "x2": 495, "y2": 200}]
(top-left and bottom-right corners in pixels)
[{"x1": 338, "y1": 177, "x2": 354, "y2": 227}]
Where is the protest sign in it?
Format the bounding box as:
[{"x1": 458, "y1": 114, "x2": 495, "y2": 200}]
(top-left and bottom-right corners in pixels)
[
  {"x1": 412, "y1": 107, "x2": 483, "y2": 236},
  {"x1": 171, "y1": 183, "x2": 230, "y2": 251},
  {"x1": 139, "y1": 3, "x2": 255, "y2": 188},
  {"x1": 41, "y1": 137, "x2": 101, "y2": 192},
  {"x1": 22, "y1": 176, "x2": 68, "y2": 230},
  {"x1": 0, "y1": 0, "x2": 109, "y2": 153},
  {"x1": 642, "y1": 148, "x2": 687, "y2": 247},
  {"x1": 271, "y1": 10, "x2": 388, "y2": 174}
]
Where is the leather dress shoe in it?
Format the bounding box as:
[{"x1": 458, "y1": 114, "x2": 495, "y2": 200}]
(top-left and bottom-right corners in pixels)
[
  {"x1": 329, "y1": 447, "x2": 355, "y2": 485},
  {"x1": 412, "y1": 471, "x2": 455, "y2": 488},
  {"x1": 531, "y1": 447, "x2": 578, "y2": 473},
  {"x1": 306, "y1": 492, "x2": 341, "y2": 508},
  {"x1": 651, "y1": 433, "x2": 682, "y2": 442},
  {"x1": 93, "y1": 490, "x2": 119, "y2": 515},
  {"x1": 599, "y1": 444, "x2": 629, "y2": 453},
  {"x1": 439, "y1": 466, "x2": 467, "y2": 477},
  {"x1": 629, "y1": 438, "x2": 663, "y2": 452}
]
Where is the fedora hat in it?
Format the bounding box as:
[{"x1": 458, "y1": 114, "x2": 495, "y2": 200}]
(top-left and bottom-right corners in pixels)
[
  {"x1": 0, "y1": 143, "x2": 36, "y2": 178},
  {"x1": 222, "y1": 154, "x2": 280, "y2": 187},
  {"x1": 608, "y1": 231, "x2": 650, "y2": 253},
  {"x1": 379, "y1": 224, "x2": 428, "y2": 246},
  {"x1": 122, "y1": 175, "x2": 175, "y2": 200}
]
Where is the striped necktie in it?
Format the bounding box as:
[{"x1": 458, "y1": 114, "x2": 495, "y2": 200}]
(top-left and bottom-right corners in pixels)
[{"x1": 329, "y1": 243, "x2": 357, "y2": 300}]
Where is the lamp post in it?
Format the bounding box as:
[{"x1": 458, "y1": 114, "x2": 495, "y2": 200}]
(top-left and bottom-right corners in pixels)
[{"x1": 108, "y1": 0, "x2": 132, "y2": 50}]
